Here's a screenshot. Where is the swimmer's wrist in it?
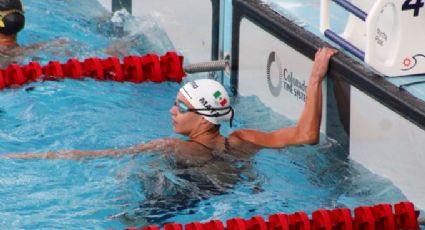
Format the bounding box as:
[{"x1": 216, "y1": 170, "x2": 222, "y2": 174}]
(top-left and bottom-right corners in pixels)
[
  {"x1": 43, "y1": 152, "x2": 54, "y2": 158},
  {"x1": 309, "y1": 76, "x2": 322, "y2": 85}
]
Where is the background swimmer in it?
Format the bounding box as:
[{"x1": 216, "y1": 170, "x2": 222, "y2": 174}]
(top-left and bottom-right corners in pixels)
[
  {"x1": 0, "y1": 0, "x2": 25, "y2": 65},
  {"x1": 0, "y1": 0, "x2": 70, "y2": 67},
  {"x1": 0, "y1": 0, "x2": 167, "y2": 68}
]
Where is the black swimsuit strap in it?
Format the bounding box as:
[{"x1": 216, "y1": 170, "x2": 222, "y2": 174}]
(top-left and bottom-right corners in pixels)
[
  {"x1": 188, "y1": 137, "x2": 231, "y2": 153},
  {"x1": 224, "y1": 137, "x2": 230, "y2": 152}
]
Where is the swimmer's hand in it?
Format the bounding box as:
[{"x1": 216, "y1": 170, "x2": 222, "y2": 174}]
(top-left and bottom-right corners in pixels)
[
  {"x1": 2, "y1": 151, "x2": 91, "y2": 159},
  {"x1": 2, "y1": 149, "x2": 142, "y2": 159},
  {"x1": 1, "y1": 152, "x2": 51, "y2": 159},
  {"x1": 310, "y1": 47, "x2": 338, "y2": 83},
  {"x1": 1, "y1": 149, "x2": 143, "y2": 160}
]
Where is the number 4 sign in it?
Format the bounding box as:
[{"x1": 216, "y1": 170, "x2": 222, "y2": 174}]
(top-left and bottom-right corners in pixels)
[
  {"x1": 320, "y1": 0, "x2": 425, "y2": 76},
  {"x1": 402, "y1": 0, "x2": 424, "y2": 16}
]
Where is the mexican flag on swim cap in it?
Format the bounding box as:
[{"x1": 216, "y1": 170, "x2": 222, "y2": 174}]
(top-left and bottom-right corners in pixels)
[{"x1": 180, "y1": 79, "x2": 234, "y2": 125}]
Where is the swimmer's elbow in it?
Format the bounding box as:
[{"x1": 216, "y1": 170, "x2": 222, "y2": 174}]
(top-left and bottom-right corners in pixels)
[
  {"x1": 298, "y1": 129, "x2": 320, "y2": 145},
  {"x1": 289, "y1": 118, "x2": 321, "y2": 145},
  {"x1": 305, "y1": 134, "x2": 320, "y2": 145}
]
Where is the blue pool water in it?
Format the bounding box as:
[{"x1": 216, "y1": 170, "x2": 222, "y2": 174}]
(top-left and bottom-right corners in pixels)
[{"x1": 0, "y1": 0, "x2": 408, "y2": 229}]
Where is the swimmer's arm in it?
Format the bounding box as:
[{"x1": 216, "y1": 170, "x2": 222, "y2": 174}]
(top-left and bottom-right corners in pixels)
[
  {"x1": 104, "y1": 36, "x2": 138, "y2": 57},
  {"x1": 19, "y1": 38, "x2": 70, "y2": 53},
  {"x1": 230, "y1": 47, "x2": 338, "y2": 149},
  {"x1": 2, "y1": 138, "x2": 178, "y2": 159}
]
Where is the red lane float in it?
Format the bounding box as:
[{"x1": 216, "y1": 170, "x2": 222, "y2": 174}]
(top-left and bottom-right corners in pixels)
[
  {"x1": 164, "y1": 223, "x2": 183, "y2": 230},
  {"x1": 123, "y1": 56, "x2": 144, "y2": 83},
  {"x1": 226, "y1": 218, "x2": 247, "y2": 230},
  {"x1": 331, "y1": 208, "x2": 353, "y2": 230},
  {"x1": 312, "y1": 210, "x2": 332, "y2": 230},
  {"x1": 354, "y1": 206, "x2": 375, "y2": 230},
  {"x1": 102, "y1": 56, "x2": 123, "y2": 81},
  {"x1": 206, "y1": 220, "x2": 225, "y2": 230},
  {"x1": 372, "y1": 204, "x2": 395, "y2": 230},
  {"x1": 23, "y1": 62, "x2": 43, "y2": 81},
  {"x1": 123, "y1": 201, "x2": 420, "y2": 230},
  {"x1": 83, "y1": 57, "x2": 104, "y2": 80},
  {"x1": 268, "y1": 213, "x2": 290, "y2": 230},
  {"x1": 395, "y1": 202, "x2": 419, "y2": 229},
  {"x1": 289, "y1": 212, "x2": 311, "y2": 230},
  {"x1": 0, "y1": 70, "x2": 6, "y2": 89},
  {"x1": 247, "y1": 216, "x2": 268, "y2": 230},
  {"x1": 43, "y1": 61, "x2": 64, "y2": 78},
  {"x1": 141, "y1": 53, "x2": 163, "y2": 83},
  {"x1": 142, "y1": 226, "x2": 161, "y2": 230},
  {"x1": 161, "y1": 51, "x2": 185, "y2": 83},
  {"x1": 6, "y1": 64, "x2": 26, "y2": 86},
  {"x1": 0, "y1": 52, "x2": 186, "y2": 91},
  {"x1": 63, "y1": 58, "x2": 83, "y2": 79},
  {"x1": 185, "y1": 222, "x2": 205, "y2": 230},
  {"x1": 128, "y1": 227, "x2": 160, "y2": 230}
]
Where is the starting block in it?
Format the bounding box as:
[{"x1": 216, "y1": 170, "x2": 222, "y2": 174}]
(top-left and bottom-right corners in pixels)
[{"x1": 320, "y1": 0, "x2": 425, "y2": 77}]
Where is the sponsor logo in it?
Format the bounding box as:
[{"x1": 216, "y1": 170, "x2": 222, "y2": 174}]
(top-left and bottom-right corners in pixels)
[
  {"x1": 401, "y1": 54, "x2": 425, "y2": 71},
  {"x1": 266, "y1": 51, "x2": 307, "y2": 102},
  {"x1": 375, "y1": 28, "x2": 388, "y2": 47},
  {"x1": 283, "y1": 69, "x2": 307, "y2": 102},
  {"x1": 266, "y1": 51, "x2": 283, "y2": 97}
]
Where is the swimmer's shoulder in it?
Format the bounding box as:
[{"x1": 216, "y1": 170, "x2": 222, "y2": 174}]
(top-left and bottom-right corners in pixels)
[{"x1": 227, "y1": 131, "x2": 261, "y2": 156}]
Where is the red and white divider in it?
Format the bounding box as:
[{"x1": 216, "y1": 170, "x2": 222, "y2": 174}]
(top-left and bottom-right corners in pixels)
[
  {"x1": 125, "y1": 201, "x2": 421, "y2": 230},
  {"x1": 0, "y1": 52, "x2": 186, "y2": 90}
]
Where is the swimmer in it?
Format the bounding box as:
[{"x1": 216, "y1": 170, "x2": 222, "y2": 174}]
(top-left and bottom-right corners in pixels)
[
  {"x1": 0, "y1": 0, "x2": 24, "y2": 51},
  {"x1": 0, "y1": 0, "x2": 69, "y2": 67},
  {"x1": 0, "y1": 0, "x2": 160, "y2": 67},
  {"x1": 3, "y1": 47, "x2": 338, "y2": 162}
]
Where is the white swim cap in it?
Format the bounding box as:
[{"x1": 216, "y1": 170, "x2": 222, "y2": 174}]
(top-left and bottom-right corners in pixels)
[{"x1": 179, "y1": 79, "x2": 234, "y2": 126}]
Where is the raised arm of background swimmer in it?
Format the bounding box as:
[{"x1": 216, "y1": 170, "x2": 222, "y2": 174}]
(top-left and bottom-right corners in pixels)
[
  {"x1": 230, "y1": 47, "x2": 338, "y2": 148},
  {"x1": 2, "y1": 139, "x2": 178, "y2": 159}
]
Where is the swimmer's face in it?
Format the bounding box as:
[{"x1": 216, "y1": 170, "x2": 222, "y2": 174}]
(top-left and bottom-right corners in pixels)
[{"x1": 170, "y1": 92, "x2": 203, "y2": 136}]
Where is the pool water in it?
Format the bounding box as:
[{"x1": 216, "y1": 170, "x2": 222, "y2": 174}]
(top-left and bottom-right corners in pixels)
[{"x1": 0, "y1": 0, "x2": 407, "y2": 229}]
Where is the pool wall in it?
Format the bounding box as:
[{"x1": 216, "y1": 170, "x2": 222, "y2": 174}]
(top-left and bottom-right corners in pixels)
[
  {"x1": 230, "y1": 0, "x2": 425, "y2": 211},
  {"x1": 97, "y1": 0, "x2": 425, "y2": 211}
]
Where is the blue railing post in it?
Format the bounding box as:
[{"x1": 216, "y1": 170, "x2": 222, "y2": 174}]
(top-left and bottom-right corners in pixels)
[
  {"x1": 324, "y1": 29, "x2": 365, "y2": 60},
  {"x1": 332, "y1": 0, "x2": 367, "y2": 21}
]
